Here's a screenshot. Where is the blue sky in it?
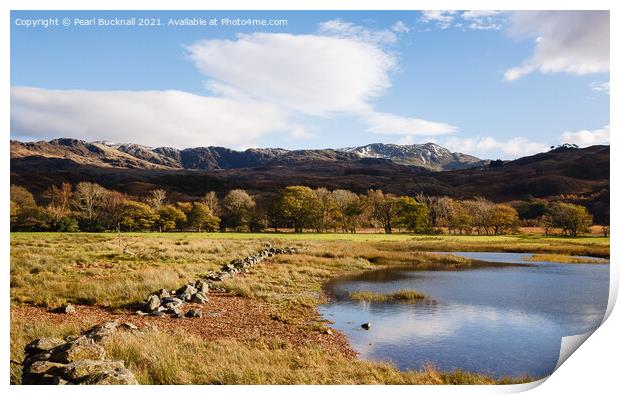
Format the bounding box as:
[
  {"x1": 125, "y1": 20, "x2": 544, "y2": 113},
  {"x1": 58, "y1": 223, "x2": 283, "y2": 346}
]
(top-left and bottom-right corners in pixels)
[{"x1": 10, "y1": 10, "x2": 610, "y2": 159}]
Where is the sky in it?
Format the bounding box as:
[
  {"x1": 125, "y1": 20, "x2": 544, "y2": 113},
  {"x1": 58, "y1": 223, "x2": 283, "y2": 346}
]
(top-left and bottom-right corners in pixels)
[{"x1": 10, "y1": 10, "x2": 610, "y2": 159}]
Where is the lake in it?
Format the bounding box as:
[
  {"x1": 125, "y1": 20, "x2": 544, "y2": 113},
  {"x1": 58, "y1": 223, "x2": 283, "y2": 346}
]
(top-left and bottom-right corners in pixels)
[{"x1": 318, "y1": 252, "x2": 609, "y2": 378}]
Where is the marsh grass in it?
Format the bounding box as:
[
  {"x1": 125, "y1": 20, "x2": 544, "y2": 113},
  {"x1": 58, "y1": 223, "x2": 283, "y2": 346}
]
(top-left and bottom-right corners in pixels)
[
  {"x1": 524, "y1": 254, "x2": 609, "y2": 264},
  {"x1": 349, "y1": 289, "x2": 427, "y2": 302},
  {"x1": 9, "y1": 232, "x2": 573, "y2": 384},
  {"x1": 101, "y1": 327, "x2": 530, "y2": 384}
]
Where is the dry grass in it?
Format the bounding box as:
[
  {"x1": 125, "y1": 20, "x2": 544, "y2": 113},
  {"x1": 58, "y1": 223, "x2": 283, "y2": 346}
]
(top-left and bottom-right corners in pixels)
[
  {"x1": 349, "y1": 289, "x2": 427, "y2": 302},
  {"x1": 9, "y1": 232, "x2": 603, "y2": 384},
  {"x1": 524, "y1": 254, "x2": 609, "y2": 264},
  {"x1": 101, "y1": 327, "x2": 529, "y2": 384}
]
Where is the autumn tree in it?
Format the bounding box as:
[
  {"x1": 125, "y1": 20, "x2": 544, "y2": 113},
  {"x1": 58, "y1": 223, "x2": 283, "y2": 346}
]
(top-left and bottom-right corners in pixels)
[
  {"x1": 42, "y1": 183, "x2": 74, "y2": 230},
  {"x1": 314, "y1": 187, "x2": 337, "y2": 233},
  {"x1": 550, "y1": 203, "x2": 593, "y2": 237},
  {"x1": 201, "y1": 191, "x2": 220, "y2": 215},
  {"x1": 73, "y1": 182, "x2": 109, "y2": 230},
  {"x1": 188, "y1": 202, "x2": 220, "y2": 232},
  {"x1": 10, "y1": 185, "x2": 47, "y2": 231},
  {"x1": 332, "y1": 189, "x2": 364, "y2": 233},
  {"x1": 367, "y1": 189, "x2": 398, "y2": 234},
  {"x1": 279, "y1": 186, "x2": 319, "y2": 233},
  {"x1": 221, "y1": 189, "x2": 255, "y2": 231},
  {"x1": 463, "y1": 198, "x2": 495, "y2": 235},
  {"x1": 489, "y1": 204, "x2": 520, "y2": 235},
  {"x1": 156, "y1": 205, "x2": 187, "y2": 232},
  {"x1": 145, "y1": 189, "x2": 167, "y2": 210},
  {"x1": 445, "y1": 198, "x2": 473, "y2": 235},
  {"x1": 118, "y1": 201, "x2": 158, "y2": 231}
]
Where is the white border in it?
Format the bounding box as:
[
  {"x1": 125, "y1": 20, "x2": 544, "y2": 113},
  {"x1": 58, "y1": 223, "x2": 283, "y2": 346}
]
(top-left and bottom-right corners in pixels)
[{"x1": 2, "y1": 1, "x2": 616, "y2": 394}]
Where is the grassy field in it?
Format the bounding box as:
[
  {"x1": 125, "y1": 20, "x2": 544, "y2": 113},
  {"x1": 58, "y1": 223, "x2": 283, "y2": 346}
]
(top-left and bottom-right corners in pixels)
[{"x1": 10, "y1": 232, "x2": 608, "y2": 384}]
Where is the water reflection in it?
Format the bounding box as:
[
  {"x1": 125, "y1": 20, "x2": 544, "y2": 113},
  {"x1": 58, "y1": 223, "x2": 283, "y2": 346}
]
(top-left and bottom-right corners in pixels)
[{"x1": 319, "y1": 252, "x2": 609, "y2": 378}]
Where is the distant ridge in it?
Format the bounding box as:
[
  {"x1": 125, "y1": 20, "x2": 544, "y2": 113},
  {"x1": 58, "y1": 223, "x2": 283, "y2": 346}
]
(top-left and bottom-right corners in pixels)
[{"x1": 10, "y1": 138, "x2": 489, "y2": 172}]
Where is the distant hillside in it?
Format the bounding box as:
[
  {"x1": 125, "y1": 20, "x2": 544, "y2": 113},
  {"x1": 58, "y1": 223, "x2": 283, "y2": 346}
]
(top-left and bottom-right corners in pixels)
[
  {"x1": 10, "y1": 141, "x2": 609, "y2": 222},
  {"x1": 10, "y1": 139, "x2": 486, "y2": 172}
]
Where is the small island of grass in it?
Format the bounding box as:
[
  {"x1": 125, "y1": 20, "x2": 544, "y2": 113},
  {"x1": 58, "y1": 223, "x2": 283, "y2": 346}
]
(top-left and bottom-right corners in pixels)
[
  {"x1": 349, "y1": 289, "x2": 427, "y2": 303},
  {"x1": 525, "y1": 254, "x2": 609, "y2": 264}
]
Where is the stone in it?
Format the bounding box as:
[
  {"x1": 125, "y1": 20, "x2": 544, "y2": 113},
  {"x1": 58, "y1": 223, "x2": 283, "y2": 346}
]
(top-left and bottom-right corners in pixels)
[
  {"x1": 23, "y1": 351, "x2": 53, "y2": 367},
  {"x1": 25, "y1": 337, "x2": 65, "y2": 354},
  {"x1": 49, "y1": 339, "x2": 106, "y2": 363},
  {"x1": 84, "y1": 321, "x2": 118, "y2": 342},
  {"x1": 81, "y1": 367, "x2": 139, "y2": 385},
  {"x1": 172, "y1": 308, "x2": 185, "y2": 318},
  {"x1": 194, "y1": 279, "x2": 208, "y2": 293},
  {"x1": 149, "y1": 311, "x2": 165, "y2": 317},
  {"x1": 156, "y1": 288, "x2": 170, "y2": 298},
  {"x1": 192, "y1": 291, "x2": 208, "y2": 304},
  {"x1": 119, "y1": 322, "x2": 138, "y2": 331},
  {"x1": 177, "y1": 284, "x2": 197, "y2": 301},
  {"x1": 27, "y1": 360, "x2": 66, "y2": 375},
  {"x1": 58, "y1": 359, "x2": 125, "y2": 382},
  {"x1": 361, "y1": 322, "x2": 371, "y2": 330},
  {"x1": 53, "y1": 304, "x2": 76, "y2": 314},
  {"x1": 162, "y1": 297, "x2": 183, "y2": 310},
  {"x1": 145, "y1": 294, "x2": 160, "y2": 312},
  {"x1": 185, "y1": 309, "x2": 203, "y2": 318},
  {"x1": 135, "y1": 310, "x2": 148, "y2": 316}
]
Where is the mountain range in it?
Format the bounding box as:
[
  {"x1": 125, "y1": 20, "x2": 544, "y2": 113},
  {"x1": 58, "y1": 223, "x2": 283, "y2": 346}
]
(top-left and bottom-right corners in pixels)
[
  {"x1": 10, "y1": 138, "x2": 609, "y2": 222},
  {"x1": 10, "y1": 139, "x2": 489, "y2": 172}
]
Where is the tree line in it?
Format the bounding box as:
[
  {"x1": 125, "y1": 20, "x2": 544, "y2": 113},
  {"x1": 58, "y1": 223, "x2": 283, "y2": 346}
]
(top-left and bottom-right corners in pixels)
[{"x1": 10, "y1": 183, "x2": 598, "y2": 237}]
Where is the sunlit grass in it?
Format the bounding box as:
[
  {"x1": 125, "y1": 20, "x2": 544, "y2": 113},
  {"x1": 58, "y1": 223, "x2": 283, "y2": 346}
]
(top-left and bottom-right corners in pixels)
[
  {"x1": 525, "y1": 254, "x2": 609, "y2": 264},
  {"x1": 349, "y1": 289, "x2": 427, "y2": 302}
]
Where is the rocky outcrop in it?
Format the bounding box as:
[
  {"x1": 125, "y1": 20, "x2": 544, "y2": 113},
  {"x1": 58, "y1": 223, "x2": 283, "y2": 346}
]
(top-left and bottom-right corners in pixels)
[{"x1": 21, "y1": 321, "x2": 138, "y2": 385}]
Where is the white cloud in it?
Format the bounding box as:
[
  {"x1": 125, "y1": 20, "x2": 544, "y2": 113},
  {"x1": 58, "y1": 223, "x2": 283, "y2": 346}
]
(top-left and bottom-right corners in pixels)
[
  {"x1": 504, "y1": 11, "x2": 609, "y2": 81},
  {"x1": 11, "y1": 87, "x2": 292, "y2": 148},
  {"x1": 560, "y1": 125, "x2": 610, "y2": 146},
  {"x1": 317, "y1": 19, "x2": 398, "y2": 44},
  {"x1": 419, "y1": 10, "x2": 457, "y2": 29},
  {"x1": 186, "y1": 32, "x2": 395, "y2": 116},
  {"x1": 390, "y1": 21, "x2": 410, "y2": 33},
  {"x1": 364, "y1": 111, "x2": 457, "y2": 136},
  {"x1": 461, "y1": 10, "x2": 504, "y2": 30},
  {"x1": 187, "y1": 27, "x2": 456, "y2": 137},
  {"x1": 12, "y1": 21, "x2": 457, "y2": 147},
  {"x1": 442, "y1": 135, "x2": 548, "y2": 158},
  {"x1": 590, "y1": 81, "x2": 610, "y2": 95}
]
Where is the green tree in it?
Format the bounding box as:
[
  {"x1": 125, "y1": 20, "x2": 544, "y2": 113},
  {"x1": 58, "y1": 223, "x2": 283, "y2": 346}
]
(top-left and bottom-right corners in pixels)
[
  {"x1": 279, "y1": 186, "x2": 320, "y2": 233},
  {"x1": 188, "y1": 202, "x2": 220, "y2": 232},
  {"x1": 156, "y1": 205, "x2": 187, "y2": 232},
  {"x1": 396, "y1": 196, "x2": 428, "y2": 232},
  {"x1": 118, "y1": 201, "x2": 158, "y2": 231},
  {"x1": 550, "y1": 203, "x2": 593, "y2": 237}
]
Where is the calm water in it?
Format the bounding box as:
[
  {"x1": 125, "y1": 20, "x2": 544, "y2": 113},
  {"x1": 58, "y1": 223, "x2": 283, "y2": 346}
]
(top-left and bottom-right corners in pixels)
[{"x1": 319, "y1": 252, "x2": 609, "y2": 378}]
